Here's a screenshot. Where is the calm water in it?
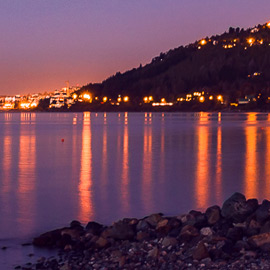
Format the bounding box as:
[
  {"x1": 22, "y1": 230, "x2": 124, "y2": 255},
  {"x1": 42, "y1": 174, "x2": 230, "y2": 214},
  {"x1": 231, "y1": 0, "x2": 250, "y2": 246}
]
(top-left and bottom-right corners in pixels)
[{"x1": 1, "y1": 112, "x2": 270, "y2": 267}]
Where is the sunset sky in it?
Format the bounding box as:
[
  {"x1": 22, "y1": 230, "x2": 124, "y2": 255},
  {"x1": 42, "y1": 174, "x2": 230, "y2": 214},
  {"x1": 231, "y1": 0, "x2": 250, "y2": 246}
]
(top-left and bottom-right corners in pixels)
[{"x1": 1, "y1": 0, "x2": 270, "y2": 95}]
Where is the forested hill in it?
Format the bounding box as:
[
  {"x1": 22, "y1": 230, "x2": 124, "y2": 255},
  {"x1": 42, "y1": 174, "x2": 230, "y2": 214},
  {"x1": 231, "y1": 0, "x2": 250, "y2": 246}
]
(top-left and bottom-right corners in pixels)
[{"x1": 81, "y1": 22, "x2": 270, "y2": 102}]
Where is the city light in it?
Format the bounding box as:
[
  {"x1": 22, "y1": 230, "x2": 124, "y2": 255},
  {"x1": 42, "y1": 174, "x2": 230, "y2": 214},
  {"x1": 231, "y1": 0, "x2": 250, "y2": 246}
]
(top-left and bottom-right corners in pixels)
[
  {"x1": 123, "y1": 96, "x2": 129, "y2": 102},
  {"x1": 103, "y1": 96, "x2": 108, "y2": 102},
  {"x1": 199, "y1": 96, "x2": 205, "y2": 103},
  {"x1": 72, "y1": 94, "x2": 77, "y2": 99},
  {"x1": 209, "y1": 96, "x2": 213, "y2": 100},
  {"x1": 161, "y1": 98, "x2": 166, "y2": 103},
  {"x1": 247, "y1": 38, "x2": 255, "y2": 45},
  {"x1": 20, "y1": 102, "x2": 31, "y2": 109},
  {"x1": 217, "y1": 95, "x2": 223, "y2": 102},
  {"x1": 83, "y1": 93, "x2": 91, "y2": 100},
  {"x1": 200, "y1": 39, "x2": 207, "y2": 46}
]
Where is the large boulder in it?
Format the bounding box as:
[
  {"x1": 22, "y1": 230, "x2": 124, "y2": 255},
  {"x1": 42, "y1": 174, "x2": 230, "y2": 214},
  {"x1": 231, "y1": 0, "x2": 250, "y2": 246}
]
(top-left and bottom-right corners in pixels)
[
  {"x1": 221, "y1": 193, "x2": 255, "y2": 223},
  {"x1": 205, "y1": 205, "x2": 221, "y2": 225},
  {"x1": 107, "y1": 221, "x2": 135, "y2": 240},
  {"x1": 144, "y1": 213, "x2": 163, "y2": 227},
  {"x1": 192, "y1": 241, "x2": 209, "y2": 260},
  {"x1": 33, "y1": 228, "x2": 66, "y2": 247},
  {"x1": 256, "y1": 200, "x2": 270, "y2": 224},
  {"x1": 248, "y1": 232, "x2": 270, "y2": 248},
  {"x1": 85, "y1": 221, "x2": 103, "y2": 235}
]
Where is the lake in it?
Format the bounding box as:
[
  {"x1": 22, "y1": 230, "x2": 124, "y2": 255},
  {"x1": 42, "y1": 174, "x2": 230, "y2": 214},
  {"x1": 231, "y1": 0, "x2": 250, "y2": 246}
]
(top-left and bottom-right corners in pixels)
[{"x1": 1, "y1": 112, "x2": 270, "y2": 268}]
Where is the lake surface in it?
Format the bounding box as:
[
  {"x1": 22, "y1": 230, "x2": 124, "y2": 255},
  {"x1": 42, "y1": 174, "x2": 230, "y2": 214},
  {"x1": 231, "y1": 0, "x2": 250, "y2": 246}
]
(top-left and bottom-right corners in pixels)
[{"x1": 1, "y1": 111, "x2": 270, "y2": 267}]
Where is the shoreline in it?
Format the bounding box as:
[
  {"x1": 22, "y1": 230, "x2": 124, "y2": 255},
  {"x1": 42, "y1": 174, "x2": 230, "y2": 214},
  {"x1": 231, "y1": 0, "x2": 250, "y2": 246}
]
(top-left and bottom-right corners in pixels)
[{"x1": 18, "y1": 193, "x2": 270, "y2": 269}]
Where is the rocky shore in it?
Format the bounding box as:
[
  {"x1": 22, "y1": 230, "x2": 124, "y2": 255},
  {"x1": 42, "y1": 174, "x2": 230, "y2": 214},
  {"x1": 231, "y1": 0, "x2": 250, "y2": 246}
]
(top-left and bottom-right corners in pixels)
[{"x1": 17, "y1": 193, "x2": 270, "y2": 269}]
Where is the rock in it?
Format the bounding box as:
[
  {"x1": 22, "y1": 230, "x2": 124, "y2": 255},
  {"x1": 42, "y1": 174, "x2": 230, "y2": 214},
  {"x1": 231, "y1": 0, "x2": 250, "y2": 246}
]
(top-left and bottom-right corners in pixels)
[
  {"x1": 64, "y1": 244, "x2": 72, "y2": 251},
  {"x1": 156, "y1": 219, "x2": 172, "y2": 236},
  {"x1": 189, "y1": 210, "x2": 207, "y2": 229},
  {"x1": 148, "y1": 246, "x2": 159, "y2": 258},
  {"x1": 256, "y1": 200, "x2": 270, "y2": 223},
  {"x1": 221, "y1": 192, "x2": 253, "y2": 223},
  {"x1": 260, "y1": 243, "x2": 270, "y2": 252},
  {"x1": 226, "y1": 227, "x2": 243, "y2": 242},
  {"x1": 246, "y1": 198, "x2": 259, "y2": 213},
  {"x1": 179, "y1": 225, "x2": 199, "y2": 242},
  {"x1": 221, "y1": 240, "x2": 234, "y2": 254},
  {"x1": 95, "y1": 237, "x2": 109, "y2": 248},
  {"x1": 70, "y1": 220, "x2": 83, "y2": 229},
  {"x1": 192, "y1": 241, "x2": 209, "y2": 260},
  {"x1": 168, "y1": 227, "x2": 181, "y2": 237},
  {"x1": 200, "y1": 227, "x2": 213, "y2": 237},
  {"x1": 248, "y1": 232, "x2": 270, "y2": 247},
  {"x1": 136, "y1": 231, "x2": 150, "y2": 241},
  {"x1": 234, "y1": 240, "x2": 250, "y2": 251},
  {"x1": 205, "y1": 205, "x2": 221, "y2": 225},
  {"x1": 136, "y1": 220, "x2": 150, "y2": 231},
  {"x1": 110, "y1": 221, "x2": 135, "y2": 240},
  {"x1": 260, "y1": 220, "x2": 270, "y2": 233},
  {"x1": 118, "y1": 256, "x2": 126, "y2": 268},
  {"x1": 144, "y1": 214, "x2": 163, "y2": 227},
  {"x1": 162, "y1": 237, "x2": 178, "y2": 247},
  {"x1": 61, "y1": 228, "x2": 81, "y2": 241},
  {"x1": 85, "y1": 221, "x2": 103, "y2": 235},
  {"x1": 33, "y1": 228, "x2": 65, "y2": 247}
]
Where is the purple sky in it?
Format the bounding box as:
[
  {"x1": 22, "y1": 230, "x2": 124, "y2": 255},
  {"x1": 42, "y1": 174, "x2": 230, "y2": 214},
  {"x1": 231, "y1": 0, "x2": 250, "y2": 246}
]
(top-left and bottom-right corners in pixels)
[{"x1": 0, "y1": 0, "x2": 270, "y2": 95}]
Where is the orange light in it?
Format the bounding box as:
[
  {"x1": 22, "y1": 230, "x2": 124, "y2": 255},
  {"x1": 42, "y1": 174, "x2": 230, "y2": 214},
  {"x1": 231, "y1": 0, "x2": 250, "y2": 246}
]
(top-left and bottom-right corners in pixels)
[
  {"x1": 209, "y1": 96, "x2": 213, "y2": 100},
  {"x1": 143, "y1": 97, "x2": 148, "y2": 103},
  {"x1": 161, "y1": 98, "x2": 166, "y2": 103},
  {"x1": 199, "y1": 96, "x2": 205, "y2": 103},
  {"x1": 267, "y1": 22, "x2": 270, "y2": 28},
  {"x1": 123, "y1": 96, "x2": 129, "y2": 102},
  {"x1": 247, "y1": 38, "x2": 254, "y2": 45},
  {"x1": 83, "y1": 93, "x2": 91, "y2": 100},
  {"x1": 200, "y1": 39, "x2": 207, "y2": 46},
  {"x1": 72, "y1": 94, "x2": 77, "y2": 99},
  {"x1": 149, "y1": 96, "x2": 153, "y2": 101},
  {"x1": 103, "y1": 96, "x2": 108, "y2": 102},
  {"x1": 217, "y1": 95, "x2": 223, "y2": 101},
  {"x1": 20, "y1": 102, "x2": 31, "y2": 109}
]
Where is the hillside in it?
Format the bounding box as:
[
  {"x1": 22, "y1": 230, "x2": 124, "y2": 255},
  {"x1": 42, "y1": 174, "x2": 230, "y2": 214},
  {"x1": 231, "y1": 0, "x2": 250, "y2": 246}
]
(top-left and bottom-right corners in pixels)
[{"x1": 80, "y1": 22, "x2": 270, "y2": 104}]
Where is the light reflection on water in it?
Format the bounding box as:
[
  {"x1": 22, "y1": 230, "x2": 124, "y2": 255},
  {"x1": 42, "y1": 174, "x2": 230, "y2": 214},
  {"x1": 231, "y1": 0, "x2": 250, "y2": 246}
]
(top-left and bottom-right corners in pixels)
[{"x1": 1, "y1": 112, "x2": 270, "y2": 246}]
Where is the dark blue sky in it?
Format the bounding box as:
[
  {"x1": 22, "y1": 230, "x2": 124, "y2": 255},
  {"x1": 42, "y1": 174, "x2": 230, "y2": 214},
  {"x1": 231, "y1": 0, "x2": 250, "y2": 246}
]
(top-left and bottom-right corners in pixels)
[{"x1": 1, "y1": 0, "x2": 270, "y2": 95}]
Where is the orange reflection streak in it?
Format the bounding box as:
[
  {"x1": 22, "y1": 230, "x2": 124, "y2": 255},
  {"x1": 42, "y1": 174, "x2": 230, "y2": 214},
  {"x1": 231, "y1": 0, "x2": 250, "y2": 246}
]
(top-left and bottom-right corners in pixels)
[
  {"x1": 18, "y1": 125, "x2": 36, "y2": 235},
  {"x1": 218, "y1": 112, "x2": 221, "y2": 122},
  {"x1": 244, "y1": 114, "x2": 258, "y2": 198},
  {"x1": 215, "y1": 126, "x2": 222, "y2": 203},
  {"x1": 78, "y1": 112, "x2": 93, "y2": 222},
  {"x1": 124, "y1": 112, "x2": 128, "y2": 125},
  {"x1": 142, "y1": 125, "x2": 153, "y2": 212},
  {"x1": 121, "y1": 123, "x2": 130, "y2": 215},
  {"x1": 100, "y1": 125, "x2": 108, "y2": 202},
  {"x1": 195, "y1": 116, "x2": 209, "y2": 210},
  {"x1": 104, "y1": 113, "x2": 107, "y2": 124},
  {"x1": 265, "y1": 127, "x2": 270, "y2": 197},
  {"x1": 2, "y1": 133, "x2": 12, "y2": 193}
]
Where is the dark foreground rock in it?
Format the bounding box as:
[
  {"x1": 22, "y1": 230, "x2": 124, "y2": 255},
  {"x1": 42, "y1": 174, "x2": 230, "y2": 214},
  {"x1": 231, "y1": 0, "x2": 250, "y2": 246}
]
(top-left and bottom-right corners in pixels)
[{"x1": 20, "y1": 193, "x2": 270, "y2": 269}]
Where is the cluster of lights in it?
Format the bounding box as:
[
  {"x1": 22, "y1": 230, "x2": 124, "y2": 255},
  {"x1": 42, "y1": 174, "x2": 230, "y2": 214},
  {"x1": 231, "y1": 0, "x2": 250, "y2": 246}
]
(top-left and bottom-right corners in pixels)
[{"x1": 143, "y1": 96, "x2": 153, "y2": 103}]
